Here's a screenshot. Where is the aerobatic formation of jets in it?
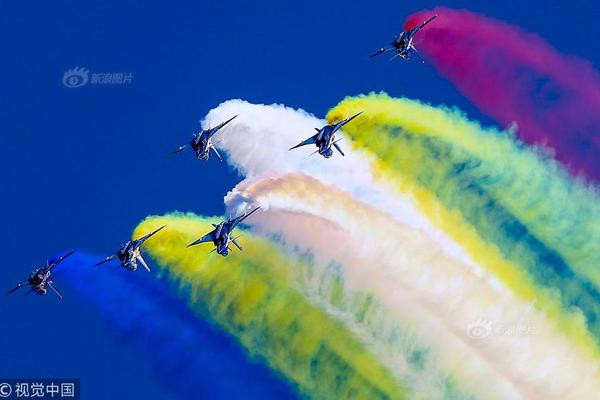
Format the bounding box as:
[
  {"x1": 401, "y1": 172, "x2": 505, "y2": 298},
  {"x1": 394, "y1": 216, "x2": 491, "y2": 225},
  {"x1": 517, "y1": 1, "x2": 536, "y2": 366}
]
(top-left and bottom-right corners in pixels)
[{"x1": 8, "y1": 15, "x2": 438, "y2": 299}]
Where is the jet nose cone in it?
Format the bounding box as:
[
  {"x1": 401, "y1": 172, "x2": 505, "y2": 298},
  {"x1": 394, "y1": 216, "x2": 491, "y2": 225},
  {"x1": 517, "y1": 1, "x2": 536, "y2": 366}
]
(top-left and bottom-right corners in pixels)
[{"x1": 322, "y1": 149, "x2": 333, "y2": 158}]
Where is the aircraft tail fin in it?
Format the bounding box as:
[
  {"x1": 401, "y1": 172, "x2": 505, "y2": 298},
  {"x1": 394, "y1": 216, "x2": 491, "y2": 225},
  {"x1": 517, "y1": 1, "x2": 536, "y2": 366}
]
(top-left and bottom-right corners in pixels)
[
  {"x1": 211, "y1": 146, "x2": 223, "y2": 161},
  {"x1": 137, "y1": 255, "x2": 151, "y2": 272},
  {"x1": 333, "y1": 141, "x2": 345, "y2": 156},
  {"x1": 47, "y1": 282, "x2": 63, "y2": 299},
  {"x1": 231, "y1": 236, "x2": 243, "y2": 251}
]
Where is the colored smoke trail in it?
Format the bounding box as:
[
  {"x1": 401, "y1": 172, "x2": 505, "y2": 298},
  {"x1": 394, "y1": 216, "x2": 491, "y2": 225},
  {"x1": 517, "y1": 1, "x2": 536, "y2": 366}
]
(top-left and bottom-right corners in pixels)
[
  {"x1": 59, "y1": 252, "x2": 298, "y2": 400},
  {"x1": 134, "y1": 215, "x2": 407, "y2": 400},
  {"x1": 225, "y1": 173, "x2": 600, "y2": 400},
  {"x1": 204, "y1": 99, "x2": 478, "y2": 272},
  {"x1": 405, "y1": 7, "x2": 600, "y2": 182},
  {"x1": 328, "y1": 93, "x2": 600, "y2": 348},
  {"x1": 135, "y1": 97, "x2": 600, "y2": 399},
  {"x1": 204, "y1": 99, "x2": 598, "y2": 356}
]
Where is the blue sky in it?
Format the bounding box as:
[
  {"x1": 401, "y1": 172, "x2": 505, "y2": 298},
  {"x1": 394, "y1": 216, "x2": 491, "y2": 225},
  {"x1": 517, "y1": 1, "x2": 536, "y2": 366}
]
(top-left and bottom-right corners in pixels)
[{"x1": 1, "y1": 1, "x2": 600, "y2": 399}]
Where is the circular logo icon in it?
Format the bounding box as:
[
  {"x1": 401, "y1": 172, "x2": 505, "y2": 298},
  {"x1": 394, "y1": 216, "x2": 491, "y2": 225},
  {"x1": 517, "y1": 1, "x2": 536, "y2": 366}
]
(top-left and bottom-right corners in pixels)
[
  {"x1": 63, "y1": 67, "x2": 89, "y2": 88},
  {"x1": 466, "y1": 318, "x2": 492, "y2": 339},
  {"x1": 0, "y1": 383, "x2": 12, "y2": 398}
]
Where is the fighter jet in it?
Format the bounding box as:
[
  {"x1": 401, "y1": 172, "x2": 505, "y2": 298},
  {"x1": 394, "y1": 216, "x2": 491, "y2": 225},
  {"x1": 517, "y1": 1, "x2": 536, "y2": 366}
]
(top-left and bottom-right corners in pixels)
[
  {"x1": 7, "y1": 251, "x2": 74, "y2": 299},
  {"x1": 370, "y1": 15, "x2": 438, "y2": 60},
  {"x1": 96, "y1": 226, "x2": 165, "y2": 272},
  {"x1": 288, "y1": 112, "x2": 362, "y2": 158},
  {"x1": 169, "y1": 115, "x2": 238, "y2": 161},
  {"x1": 187, "y1": 207, "x2": 260, "y2": 256}
]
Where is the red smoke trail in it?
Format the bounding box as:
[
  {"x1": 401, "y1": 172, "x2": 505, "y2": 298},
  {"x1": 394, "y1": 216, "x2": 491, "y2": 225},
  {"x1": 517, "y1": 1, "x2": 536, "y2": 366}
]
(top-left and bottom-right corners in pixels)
[{"x1": 405, "y1": 7, "x2": 600, "y2": 182}]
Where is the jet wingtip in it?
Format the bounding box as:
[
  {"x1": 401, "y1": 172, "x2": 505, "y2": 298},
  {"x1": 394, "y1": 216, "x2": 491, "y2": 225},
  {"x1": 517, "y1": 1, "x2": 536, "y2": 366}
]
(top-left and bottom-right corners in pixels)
[
  {"x1": 370, "y1": 49, "x2": 385, "y2": 58},
  {"x1": 61, "y1": 250, "x2": 75, "y2": 259},
  {"x1": 248, "y1": 206, "x2": 261, "y2": 215},
  {"x1": 7, "y1": 284, "x2": 23, "y2": 295}
]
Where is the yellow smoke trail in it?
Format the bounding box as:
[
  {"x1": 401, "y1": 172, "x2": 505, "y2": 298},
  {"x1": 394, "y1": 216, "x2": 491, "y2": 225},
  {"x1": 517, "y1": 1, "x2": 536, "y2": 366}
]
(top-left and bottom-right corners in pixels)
[
  {"x1": 327, "y1": 92, "x2": 600, "y2": 290},
  {"x1": 134, "y1": 214, "x2": 406, "y2": 400},
  {"x1": 326, "y1": 93, "x2": 600, "y2": 348},
  {"x1": 225, "y1": 173, "x2": 600, "y2": 400}
]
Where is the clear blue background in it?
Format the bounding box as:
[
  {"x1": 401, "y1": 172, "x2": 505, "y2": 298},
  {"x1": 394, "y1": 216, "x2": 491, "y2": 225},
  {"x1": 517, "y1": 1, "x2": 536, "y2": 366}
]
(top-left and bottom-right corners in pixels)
[{"x1": 1, "y1": 1, "x2": 599, "y2": 399}]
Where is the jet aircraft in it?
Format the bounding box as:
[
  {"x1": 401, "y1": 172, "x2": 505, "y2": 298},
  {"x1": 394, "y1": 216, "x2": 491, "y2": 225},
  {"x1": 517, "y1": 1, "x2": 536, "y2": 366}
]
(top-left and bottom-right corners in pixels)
[
  {"x1": 7, "y1": 251, "x2": 74, "y2": 299},
  {"x1": 96, "y1": 226, "x2": 165, "y2": 272},
  {"x1": 187, "y1": 207, "x2": 260, "y2": 256},
  {"x1": 370, "y1": 15, "x2": 438, "y2": 60},
  {"x1": 288, "y1": 112, "x2": 362, "y2": 158},
  {"x1": 169, "y1": 115, "x2": 238, "y2": 161}
]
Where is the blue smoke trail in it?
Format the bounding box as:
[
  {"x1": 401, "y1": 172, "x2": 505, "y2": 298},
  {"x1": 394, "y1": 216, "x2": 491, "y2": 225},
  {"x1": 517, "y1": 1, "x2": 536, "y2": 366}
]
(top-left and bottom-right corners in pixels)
[{"x1": 58, "y1": 252, "x2": 298, "y2": 400}]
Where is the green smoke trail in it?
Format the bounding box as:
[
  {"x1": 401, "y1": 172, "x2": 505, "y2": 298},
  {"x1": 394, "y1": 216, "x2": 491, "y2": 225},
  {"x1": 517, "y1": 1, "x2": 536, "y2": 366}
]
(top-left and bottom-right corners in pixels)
[
  {"x1": 327, "y1": 92, "x2": 600, "y2": 348},
  {"x1": 134, "y1": 213, "x2": 407, "y2": 400}
]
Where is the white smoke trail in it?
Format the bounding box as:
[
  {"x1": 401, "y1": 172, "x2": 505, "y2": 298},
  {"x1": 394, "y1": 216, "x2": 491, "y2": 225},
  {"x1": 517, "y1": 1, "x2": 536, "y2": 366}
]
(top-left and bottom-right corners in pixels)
[
  {"x1": 226, "y1": 174, "x2": 600, "y2": 400},
  {"x1": 204, "y1": 100, "x2": 487, "y2": 279}
]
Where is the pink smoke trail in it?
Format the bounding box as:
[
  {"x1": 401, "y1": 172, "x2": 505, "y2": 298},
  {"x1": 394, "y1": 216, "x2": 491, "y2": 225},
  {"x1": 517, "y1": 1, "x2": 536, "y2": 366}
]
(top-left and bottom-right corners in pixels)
[{"x1": 405, "y1": 7, "x2": 600, "y2": 182}]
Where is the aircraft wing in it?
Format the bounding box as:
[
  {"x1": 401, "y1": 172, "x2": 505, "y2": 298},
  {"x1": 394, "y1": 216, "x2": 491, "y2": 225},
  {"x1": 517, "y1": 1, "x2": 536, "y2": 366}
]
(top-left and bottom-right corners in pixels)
[
  {"x1": 408, "y1": 15, "x2": 438, "y2": 37},
  {"x1": 289, "y1": 134, "x2": 318, "y2": 151},
  {"x1": 7, "y1": 282, "x2": 26, "y2": 295},
  {"x1": 47, "y1": 250, "x2": 75, "y2": 271},
  {"x1": 370, "y1": 47, "x2": 393, "y2": 58},
  {"x1": 187, "y1": 230, "x2": 216, "y2": 247},
  {"x1": 169, "y1": 144, "x2": 187, "y2": 156},
  {"x1": 231, "y1": 207, "x2": 260, "y2": 229},
  {"x1": 337, "y1": 112, "x2": 362, "y2": 127},
  {"x1": 207, "y1": 115, "x2": 239, "y2": 139},
  {"x1": 96, "y1": 254, "x2": 116, "y2": 266},
  {"x1": 134, "y1": 225, "x2": 166, "y2": 247}
]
